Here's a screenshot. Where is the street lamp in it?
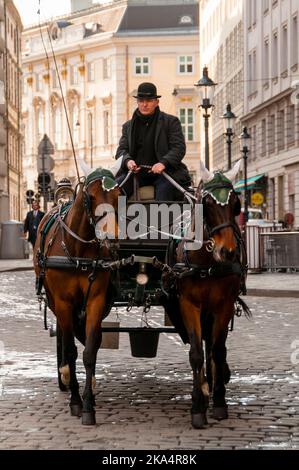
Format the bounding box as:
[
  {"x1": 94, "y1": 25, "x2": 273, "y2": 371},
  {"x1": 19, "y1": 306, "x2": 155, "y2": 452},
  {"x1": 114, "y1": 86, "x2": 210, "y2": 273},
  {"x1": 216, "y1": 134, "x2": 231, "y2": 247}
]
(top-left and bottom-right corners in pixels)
[
  {"x1": 222, "y1": 103, "x2": 237, "y2": 170},
  {"x1": 239, "y1": 126, "x2": 251, "y2": 223},
  {"x1": 195, "y1": 66, "x2": 217, "y2": 170}
]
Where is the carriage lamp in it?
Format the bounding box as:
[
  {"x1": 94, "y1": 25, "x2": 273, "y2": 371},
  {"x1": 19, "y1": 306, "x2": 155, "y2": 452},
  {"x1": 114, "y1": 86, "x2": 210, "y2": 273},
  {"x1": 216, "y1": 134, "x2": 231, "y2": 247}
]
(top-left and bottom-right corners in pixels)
[
  {"x1": 136, "y1": 263, "x2": 149, "y2": 286},
  {"x1": 195, "y1": 66, "x2": 217, "y2": 170},
  {"x1": 222, "y1": 103, "x2": 237, "y2": 170},
  {"x1": 239, "y1": 126, "x2": 251, "y2": 223}
]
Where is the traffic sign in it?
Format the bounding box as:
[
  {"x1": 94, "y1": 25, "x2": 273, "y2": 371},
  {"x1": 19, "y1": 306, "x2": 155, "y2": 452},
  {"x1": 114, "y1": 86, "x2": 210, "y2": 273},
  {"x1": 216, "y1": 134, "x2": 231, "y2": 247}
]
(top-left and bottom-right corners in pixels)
[
  {"x1": 38, "y1": 172, "x2": 51, "y2": 186},
  {"x1": 251, "y1": 192, "x2": 264, "y2": 206},
  {"x1": 37, "y1": 134, "x2": 55, "y2": 173}
]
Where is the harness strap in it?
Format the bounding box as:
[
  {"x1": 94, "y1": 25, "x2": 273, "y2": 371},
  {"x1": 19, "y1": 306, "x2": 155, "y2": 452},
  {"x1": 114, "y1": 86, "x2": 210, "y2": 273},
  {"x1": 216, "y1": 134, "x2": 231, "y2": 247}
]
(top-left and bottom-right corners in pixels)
[
  {"x1": 173, "y1": 261, "x2": 245, "y2": 279},
  {"x1": 57, "y1": 214, "x2": 98, "y2": 244}
]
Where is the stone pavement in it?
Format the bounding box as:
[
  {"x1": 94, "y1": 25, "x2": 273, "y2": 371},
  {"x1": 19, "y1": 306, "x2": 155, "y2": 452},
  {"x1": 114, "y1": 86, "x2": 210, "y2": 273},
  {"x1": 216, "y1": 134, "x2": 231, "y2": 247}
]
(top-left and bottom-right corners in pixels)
[
  {"x1": 0, "y1": 271, "x2": 298, "y2": 450},
  {"x1": 0, "y1": 257, "x2": 298, "y2": 297}
]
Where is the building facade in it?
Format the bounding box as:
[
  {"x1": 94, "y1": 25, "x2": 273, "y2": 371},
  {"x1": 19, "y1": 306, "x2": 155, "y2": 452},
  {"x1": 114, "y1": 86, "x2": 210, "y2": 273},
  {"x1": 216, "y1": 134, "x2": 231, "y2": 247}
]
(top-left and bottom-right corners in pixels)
[
  {"x1": 199, "y1": 0, "x2": 244, "y2": 171},
  {"x1": 22, "y1": 0, "x2": 200, "y2": 211},
  {"x1": 0, "y1": 0, "x2": 22, "y2": 226},
  {"x1": 243, "y1": 0, "x2": 299, "y2": 225}
]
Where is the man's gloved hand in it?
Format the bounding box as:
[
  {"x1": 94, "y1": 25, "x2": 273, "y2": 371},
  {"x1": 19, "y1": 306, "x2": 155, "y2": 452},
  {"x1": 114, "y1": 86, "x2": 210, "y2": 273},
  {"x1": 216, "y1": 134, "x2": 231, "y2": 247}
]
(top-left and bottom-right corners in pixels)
[
  {"x1": 126, "y1": 160, "x2": 140, "y2": 173},
  {"x1": 150, "y1": 162, "x2": 166, "y2": 174}
]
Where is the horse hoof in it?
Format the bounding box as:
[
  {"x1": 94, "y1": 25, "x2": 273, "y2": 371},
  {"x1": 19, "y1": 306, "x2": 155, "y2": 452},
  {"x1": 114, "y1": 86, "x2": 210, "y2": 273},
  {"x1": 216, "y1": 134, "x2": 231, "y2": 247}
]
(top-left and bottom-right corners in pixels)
[
  {"x1": 213, "y1": 406, "x2": 228, "y2": 420},
  {"x1": 191, "y1": 413, "x2": 208, "y2": 429},
  {"x1": 82, "y1": 411, "x2": 96, "y2": 426},
  {"x1": 70, "y1": 403, "x2": 82, "y2": 417}
]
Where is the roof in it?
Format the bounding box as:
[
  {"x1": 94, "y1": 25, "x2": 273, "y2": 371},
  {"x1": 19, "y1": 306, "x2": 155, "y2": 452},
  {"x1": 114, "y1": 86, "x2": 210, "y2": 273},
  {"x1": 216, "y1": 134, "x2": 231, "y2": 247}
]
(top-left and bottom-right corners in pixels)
[
  {"x1": 234, "y1": 174, "x2": 266, "y2": 191},
  {"x1": 117, "y1": 3, "x2": 199, "y2": 34}
]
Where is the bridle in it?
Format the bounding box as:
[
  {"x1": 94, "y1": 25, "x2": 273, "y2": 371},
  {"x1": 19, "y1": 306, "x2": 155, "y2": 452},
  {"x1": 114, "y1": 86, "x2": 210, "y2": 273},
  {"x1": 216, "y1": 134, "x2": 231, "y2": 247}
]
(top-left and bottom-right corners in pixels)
[
  {"x1": 199, "y1": 178, "x2": 241, "y2": 252},
  {"x1": 57, "y1": 176, "x2": 118, "y2": 246}
]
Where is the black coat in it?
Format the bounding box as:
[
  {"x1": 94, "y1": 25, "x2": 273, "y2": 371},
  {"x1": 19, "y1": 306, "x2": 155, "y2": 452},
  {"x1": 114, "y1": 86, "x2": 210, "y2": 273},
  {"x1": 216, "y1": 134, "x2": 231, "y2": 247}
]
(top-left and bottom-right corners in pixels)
[
  {"x1": 115, "y1": 110, "x2": 191, "y2": 187},
  {"x1": 23, "y1": 210, "x2": 45, "y2": 245}
]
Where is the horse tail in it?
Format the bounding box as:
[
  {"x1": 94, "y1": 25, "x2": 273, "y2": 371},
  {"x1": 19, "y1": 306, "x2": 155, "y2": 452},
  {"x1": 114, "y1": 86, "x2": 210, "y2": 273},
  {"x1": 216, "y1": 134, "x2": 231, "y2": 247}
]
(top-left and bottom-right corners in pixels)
[{"x1": 236, "y1": 296, "x2": 252, "y2": 319}]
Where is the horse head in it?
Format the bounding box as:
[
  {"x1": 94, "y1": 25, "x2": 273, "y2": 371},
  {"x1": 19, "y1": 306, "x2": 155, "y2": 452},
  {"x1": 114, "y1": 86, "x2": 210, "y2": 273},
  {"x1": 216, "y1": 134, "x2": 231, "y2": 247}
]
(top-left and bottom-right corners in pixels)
[
  {"x1": 199, "y1": 160, "x2": 241, "y2": 262},
  {"x1": 80, "y1": 168, "x2": 120, "y2": 243}
]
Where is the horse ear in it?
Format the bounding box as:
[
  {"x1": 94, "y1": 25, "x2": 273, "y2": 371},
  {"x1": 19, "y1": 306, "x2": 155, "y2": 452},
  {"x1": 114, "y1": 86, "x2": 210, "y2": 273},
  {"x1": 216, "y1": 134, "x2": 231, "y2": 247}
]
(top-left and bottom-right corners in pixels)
[
  {"x1": 223, "y1": 159, "x2": 242, "y2": 182},
  {"x1": 78, "y1": 158, "x2": 93, "y2": 177},
  {"x1": 109, "y1": 156, "x2": 123, "y2": 177},
  {"x1": 199, "y1": 159, "x2": 214, "y2": 182}
]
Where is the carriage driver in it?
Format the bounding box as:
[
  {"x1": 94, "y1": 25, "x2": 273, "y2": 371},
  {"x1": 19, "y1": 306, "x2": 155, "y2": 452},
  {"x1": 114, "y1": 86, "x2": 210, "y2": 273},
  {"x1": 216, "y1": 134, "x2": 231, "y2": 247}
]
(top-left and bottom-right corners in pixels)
[{"x1": 115, "y1": 82, "x2": 192, "y2": 200}]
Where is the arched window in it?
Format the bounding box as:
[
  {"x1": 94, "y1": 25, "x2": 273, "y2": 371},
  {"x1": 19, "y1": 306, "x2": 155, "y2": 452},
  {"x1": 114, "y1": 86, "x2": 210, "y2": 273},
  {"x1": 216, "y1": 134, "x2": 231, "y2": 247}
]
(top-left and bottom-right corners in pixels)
[
  {"x1": 53, "y1": 106, "x2": 61, "y2": 149},
  {"x1": 36, "y1": 107, "x2": 44, "y2": 143},
  {"x1": 71, "y1": 103, "x2": 79, "y2": 147}
]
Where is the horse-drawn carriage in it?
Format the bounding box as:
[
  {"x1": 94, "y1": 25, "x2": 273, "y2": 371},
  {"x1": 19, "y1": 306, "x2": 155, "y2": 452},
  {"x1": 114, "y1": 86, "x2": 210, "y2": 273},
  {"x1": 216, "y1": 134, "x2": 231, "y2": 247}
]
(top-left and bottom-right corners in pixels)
[{"x1": 34, "y1": 160, "x2": 250, "y2": 428}]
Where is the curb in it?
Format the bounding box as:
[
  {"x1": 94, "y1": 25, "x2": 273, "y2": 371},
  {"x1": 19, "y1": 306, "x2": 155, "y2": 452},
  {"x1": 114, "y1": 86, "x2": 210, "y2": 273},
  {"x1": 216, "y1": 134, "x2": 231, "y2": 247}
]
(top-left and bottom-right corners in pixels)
[{"x1": 246, "y1": 288, "x2": 299, "y2": 298}]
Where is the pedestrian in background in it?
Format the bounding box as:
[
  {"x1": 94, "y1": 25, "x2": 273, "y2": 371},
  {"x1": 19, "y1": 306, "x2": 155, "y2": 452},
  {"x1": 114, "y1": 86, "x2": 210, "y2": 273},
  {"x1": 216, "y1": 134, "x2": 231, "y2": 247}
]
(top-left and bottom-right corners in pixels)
[{"x1": 23, "y1": 201, "x2": 45, "y2": 248}]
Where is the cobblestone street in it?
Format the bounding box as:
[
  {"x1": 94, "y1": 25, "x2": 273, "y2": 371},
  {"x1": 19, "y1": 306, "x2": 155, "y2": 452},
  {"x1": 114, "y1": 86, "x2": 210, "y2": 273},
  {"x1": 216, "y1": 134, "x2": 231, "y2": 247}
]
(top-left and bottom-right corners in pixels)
[{"x1": 0, "y1": 271, "x2": 298, "y2": 450}]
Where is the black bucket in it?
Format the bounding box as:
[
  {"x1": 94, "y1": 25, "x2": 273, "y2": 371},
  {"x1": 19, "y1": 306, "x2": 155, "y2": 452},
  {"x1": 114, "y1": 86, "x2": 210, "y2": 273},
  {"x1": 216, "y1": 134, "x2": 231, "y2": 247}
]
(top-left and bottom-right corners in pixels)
[{"x1": 129, "y1": 329, "x2": 160, "y2": 358}]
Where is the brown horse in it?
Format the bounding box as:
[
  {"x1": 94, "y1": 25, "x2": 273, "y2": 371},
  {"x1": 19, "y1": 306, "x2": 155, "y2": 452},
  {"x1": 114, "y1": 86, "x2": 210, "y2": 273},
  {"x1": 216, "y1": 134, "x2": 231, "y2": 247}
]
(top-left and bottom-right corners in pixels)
[
  {"x1": 34, "y1": 169, "x2": 120, "y2": 425},
  {"x1": 165, "y1": 161, "x2": 250, "y2": 429}
]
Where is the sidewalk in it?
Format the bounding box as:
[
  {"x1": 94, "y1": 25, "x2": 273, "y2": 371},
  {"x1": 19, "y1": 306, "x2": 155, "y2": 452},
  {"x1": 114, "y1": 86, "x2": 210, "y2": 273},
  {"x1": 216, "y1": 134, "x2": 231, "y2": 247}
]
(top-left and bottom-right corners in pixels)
[{"x1": 0, "y1": 256, "x2": 298, "y2": 297}]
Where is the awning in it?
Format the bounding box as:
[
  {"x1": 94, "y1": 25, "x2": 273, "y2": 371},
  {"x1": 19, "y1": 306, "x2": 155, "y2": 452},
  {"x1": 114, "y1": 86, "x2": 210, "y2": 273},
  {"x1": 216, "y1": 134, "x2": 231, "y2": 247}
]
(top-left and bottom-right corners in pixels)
[{"x1": 234, "y1": 173, "x2": 265, "y2": 191}]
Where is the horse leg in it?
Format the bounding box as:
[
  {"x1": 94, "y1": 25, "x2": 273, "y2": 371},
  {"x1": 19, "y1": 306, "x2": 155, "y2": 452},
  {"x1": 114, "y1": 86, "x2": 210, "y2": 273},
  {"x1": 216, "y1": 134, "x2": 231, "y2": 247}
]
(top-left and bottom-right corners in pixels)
[
  {"x1": 211, "y1": 306, "x2": 233, "y2": 421},
  {"x1": 58, "y1": 311, "x2": 83, "y2": 417},
  {"x1": 81, "y1": 300, "x2": 104, "y2": 426},
  {"x1": 180, "y1": 298, "x2": 209, "y2": 429}
]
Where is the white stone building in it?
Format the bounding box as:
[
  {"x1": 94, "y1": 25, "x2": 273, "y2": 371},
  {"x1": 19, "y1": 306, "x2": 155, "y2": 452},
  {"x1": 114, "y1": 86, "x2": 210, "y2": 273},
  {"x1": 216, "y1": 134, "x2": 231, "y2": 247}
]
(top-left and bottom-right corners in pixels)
[
  {"x1": 199, "y1": 0, "x2": 244, "y2": 171},
  {"x1": 22, "y1": 0, "x2": 200, "y2": 211},
  {"x1": 243, "y1": 0, "x2": 299, "y2": 225}
]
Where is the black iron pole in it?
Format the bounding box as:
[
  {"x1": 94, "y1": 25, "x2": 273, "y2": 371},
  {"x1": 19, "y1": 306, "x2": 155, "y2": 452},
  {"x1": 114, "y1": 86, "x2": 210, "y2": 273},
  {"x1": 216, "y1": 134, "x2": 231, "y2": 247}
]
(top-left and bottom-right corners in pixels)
[
  {"x1": 204, "y1": 109, "x2": 210, "y2": 170},
  {"x1": 226, "y1": 129, "x2": 233, "y2": 170},
  {"x1": 41, "y1": 151, "x2": 47, "y2": 213},
  {"x1": 243, "y1": 147, "x2": 248, "y2": 223}
]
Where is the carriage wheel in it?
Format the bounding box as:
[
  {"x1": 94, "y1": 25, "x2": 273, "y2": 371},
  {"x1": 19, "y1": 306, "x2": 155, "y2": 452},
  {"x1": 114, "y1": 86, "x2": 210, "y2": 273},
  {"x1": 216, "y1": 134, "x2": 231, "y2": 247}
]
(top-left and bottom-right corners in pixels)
[{"x1": 56, "y1": 322, "x2": 68, "y2": 392}]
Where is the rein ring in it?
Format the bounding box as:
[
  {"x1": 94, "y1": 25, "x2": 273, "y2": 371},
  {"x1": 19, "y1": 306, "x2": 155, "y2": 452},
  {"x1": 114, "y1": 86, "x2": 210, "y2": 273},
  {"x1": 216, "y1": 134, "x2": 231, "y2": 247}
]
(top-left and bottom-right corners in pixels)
[{"x1": 206, "y1": 238, "x2": 216, "y2": 253}]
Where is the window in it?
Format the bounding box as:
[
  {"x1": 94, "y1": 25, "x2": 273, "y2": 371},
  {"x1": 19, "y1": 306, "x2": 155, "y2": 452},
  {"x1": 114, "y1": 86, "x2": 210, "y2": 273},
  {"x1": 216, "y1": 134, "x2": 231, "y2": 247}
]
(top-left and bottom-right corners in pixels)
[
  {"x1": 103, "y1": 110, "x2": 111, "y2": 145},
  {"x1": 37, "y1": 108, "x2": 44, "y2": 143},
  {"x1": 134, "y1": 57, "x2": 149, "y2": 75},
  {"x1": 248, "y1": 51, "x2": 256, "y2": 94},
  {"x1": 281, "y1": 24, "x2": 288, "y2": 73},
  {"x1": 178, "y1": 55, "x2": 194, "y2": 74},
  {"x1": 278, "y1": 110, "x2": 285, "y2": 150},
  {"x1": 52, "y1": 70, "x2": 58, "y2": 88},
  {"x1": 53, "y1": 107, "x2": 61, "y2": 149},
  {"x1": 263, "y1": 0, "x2": 269, "y2": 13},
  {"x1": 36, "y1": 73, "x2": 43, "y2": 92},
  {"x1": 261, "y1": 119, "x2": 267, "y2": 156},
  {"x1": 263, "y1": 38, "x2": 269, "y2": 85},
  {"x1": 287, "y1": 105, "x2": 295, "y2": 145},
  {"x1": 23, "y1": 76, "x2": 28, "y2": 95},
  {"x1": 72, "y1": 66, "x2": 79, "y2": 85},
  {"x1": 88, "y1": 62, "x2": 95, "y2": 81},
  {"x1": 179, "y1": 108, "x2": 194, "y2": 142},
  {"x1": 268, "y1": 114, "x2": 275, "y2": 153},
  {"x1": 103, "y1": 58, "x2": 111, "y2": 79},
  {"x1": 291, "y1": 16, "x2": 298, "y2": 67},
  {"x1": 272, "y1": 31, "x2": 278, "y2": 79}
]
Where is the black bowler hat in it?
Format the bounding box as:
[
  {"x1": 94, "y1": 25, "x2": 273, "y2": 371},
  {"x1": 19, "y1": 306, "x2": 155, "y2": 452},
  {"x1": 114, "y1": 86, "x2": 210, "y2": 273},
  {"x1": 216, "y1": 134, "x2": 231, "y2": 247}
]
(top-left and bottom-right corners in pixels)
[{"x1": 133, "y1": 82, "x2": 161, "y2": 99}]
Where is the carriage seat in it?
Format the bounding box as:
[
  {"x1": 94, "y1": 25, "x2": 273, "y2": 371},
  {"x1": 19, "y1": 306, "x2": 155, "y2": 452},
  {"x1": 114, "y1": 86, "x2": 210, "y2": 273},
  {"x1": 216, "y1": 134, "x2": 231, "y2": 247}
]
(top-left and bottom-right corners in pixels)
[{"x1": 129, "y1": 185, "x2": 155, "y2": 201}]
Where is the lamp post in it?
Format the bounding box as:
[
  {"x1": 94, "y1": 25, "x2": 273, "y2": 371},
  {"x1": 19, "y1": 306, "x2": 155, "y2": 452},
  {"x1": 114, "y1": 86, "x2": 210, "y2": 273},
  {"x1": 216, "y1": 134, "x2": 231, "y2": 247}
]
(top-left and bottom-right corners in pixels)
[
  {"x1": 194, "y1": 66, "x2": 217, "y2": 170},
  {"x1": 239, "y1": 126, "x2": 251, "y2": 223},
  {"x1": 222, "y1": 103, "x2": 236, "y2": 170}
]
